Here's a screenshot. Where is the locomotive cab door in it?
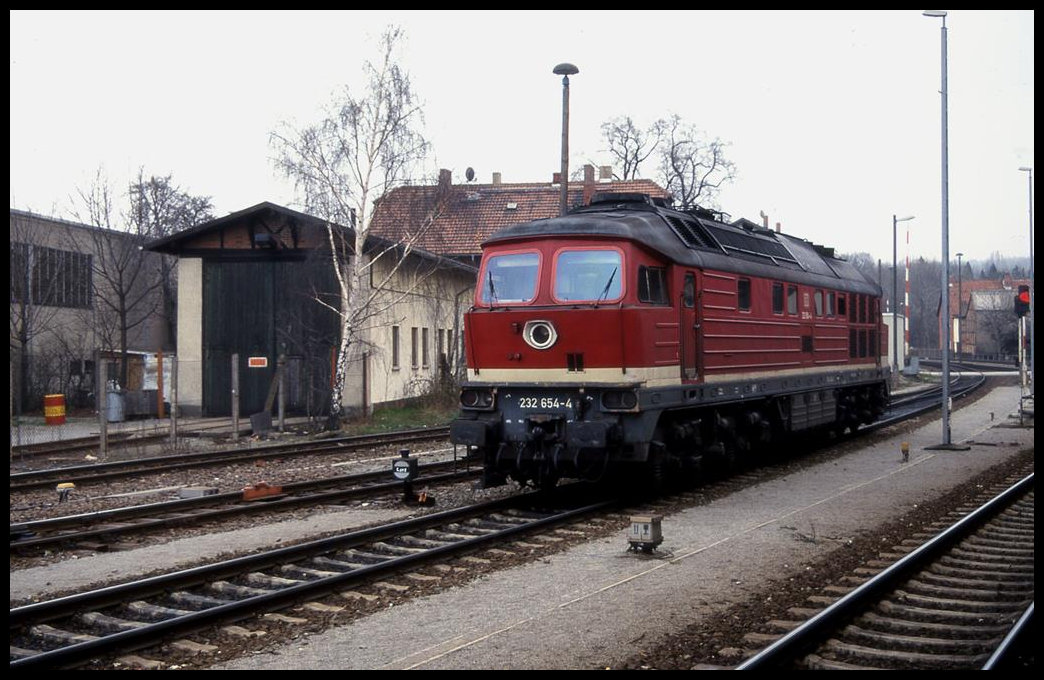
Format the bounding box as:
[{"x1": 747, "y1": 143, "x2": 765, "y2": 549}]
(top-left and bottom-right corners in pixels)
[{"x1": 680, "y1": 271, "x2": 699, "y2": 381}]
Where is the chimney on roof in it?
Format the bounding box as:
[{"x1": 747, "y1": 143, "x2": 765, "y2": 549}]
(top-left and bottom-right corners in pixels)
[
  {"x1": 760, "y1": 211, "x2": 768, "y2": 229},
  {"x1": 552, "y1": 172, "x2": 562, "y2": 185},
  {"x1": 492, "y1": 172, "x2": 501, "y2": 186},
  {"x1": 583, "y1": 164, "x2": 596, "y2": 205},
  {"x1": 439, "y1": 168, "x2": 451, "y2": 187},
  {"x1": 599, "y1": 165, "x2": 612, "y2": 181}
]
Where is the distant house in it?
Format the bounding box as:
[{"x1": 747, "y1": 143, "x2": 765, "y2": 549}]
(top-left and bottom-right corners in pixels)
[
  {"x1": 369, "y1": 165, "x2": 671, "y2": 263},
  {"x1": 949, "y1": 273, "x2": 1027, "y2": 356},
  {"x1": 10, "y1": 209, "x2": 172, "y2": 413}
]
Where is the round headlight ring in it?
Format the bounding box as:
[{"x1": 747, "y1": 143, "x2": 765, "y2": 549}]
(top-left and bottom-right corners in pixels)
[{"x1": 523, "y1": 320, "x2": 558, "y2": 350}]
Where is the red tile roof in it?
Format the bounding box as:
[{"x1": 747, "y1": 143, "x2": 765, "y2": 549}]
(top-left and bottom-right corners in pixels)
[{"x1": 368, "y1": 168, "x2": 669, "y2": 258}]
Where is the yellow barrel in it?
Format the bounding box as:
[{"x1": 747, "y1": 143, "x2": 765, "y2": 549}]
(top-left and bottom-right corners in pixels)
[{"x1": 44, "y1": 394, "x2": 66, "y2": 425}]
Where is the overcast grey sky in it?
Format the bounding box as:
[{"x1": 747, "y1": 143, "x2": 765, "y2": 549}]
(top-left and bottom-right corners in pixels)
[{"x1": 10, "y1": 10, "x2": 1034, "y2": 264}]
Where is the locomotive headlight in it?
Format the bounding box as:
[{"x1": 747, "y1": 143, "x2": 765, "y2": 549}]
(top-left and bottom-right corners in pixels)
[
  {"x1": 460, "y1": 387, "x2": 495, "y2": 410},
  {"x1": 601, "y1": 389, "x2": 638, "y2": 411},
  {"x1": 522, "y1": 320, "x2": 558, "y2": 350}
]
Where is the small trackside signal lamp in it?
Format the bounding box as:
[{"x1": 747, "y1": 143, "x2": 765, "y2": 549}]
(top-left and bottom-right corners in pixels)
[
  {"x1": 392, "y1": 448, "x2": 418, "y2": 482},
  {"x1": 1014, "y1": 285, "x2": 1030, "y2": 317}
]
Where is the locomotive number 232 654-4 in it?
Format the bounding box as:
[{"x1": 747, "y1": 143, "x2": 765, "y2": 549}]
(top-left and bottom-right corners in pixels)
[{"x1": 518, "y1": 396, "x2": 574, "y2": 410}]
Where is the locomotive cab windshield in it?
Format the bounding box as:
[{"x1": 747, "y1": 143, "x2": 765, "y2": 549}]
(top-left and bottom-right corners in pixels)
[{"x1": 479, "y1": 245, "x2": 625, "y2": 307}]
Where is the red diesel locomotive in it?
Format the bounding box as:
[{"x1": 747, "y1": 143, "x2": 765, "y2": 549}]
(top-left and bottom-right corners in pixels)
[{"x1": 450, "y1": 193, "x2": 889, "y2": 490}]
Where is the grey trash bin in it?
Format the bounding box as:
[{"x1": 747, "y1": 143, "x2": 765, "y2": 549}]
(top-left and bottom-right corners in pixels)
[{"x1": 106, "y1": 389, "x2": 126, "y2": 422}]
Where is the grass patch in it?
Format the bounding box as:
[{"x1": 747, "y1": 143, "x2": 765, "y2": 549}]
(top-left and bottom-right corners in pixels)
[{"x1": 342, "y1": 396, "x2": 459, "y2": 435}]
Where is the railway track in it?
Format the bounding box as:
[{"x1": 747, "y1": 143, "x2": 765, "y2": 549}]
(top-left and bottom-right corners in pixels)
[
  {"x1": 9, "y1": 426, "x2": 452, "y2": 492},
  {"x1": 10, "y1": 418, "x2": 278, "y2": 461},
  {"x1": 873, "y1": 373, "x2": 984, "y2": 427},
  {"x1": 10, "y1": 459, "x2": 480, "y2": 554},
  {"x1": 10, "y1": 430, "x2": 157, "y2": 459},
  {"x1": 9, "y1": 377, "x2": 990, "y2": 560},
  {"x1": 10, "y1": 488, "x2": 621, "y2": 670},
  {"x1": 736, "y1": 471, "x2": 1034, "y2": 670}
]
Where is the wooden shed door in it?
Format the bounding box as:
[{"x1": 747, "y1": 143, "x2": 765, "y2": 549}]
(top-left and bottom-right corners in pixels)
[{"x1": 203, "y1": 260, "x2": 275, "y2": 416}]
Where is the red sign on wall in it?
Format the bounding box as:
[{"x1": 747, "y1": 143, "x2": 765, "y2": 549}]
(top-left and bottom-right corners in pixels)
[{"x1": 248, "y1": 356, "x2": 269, "y2": 368}]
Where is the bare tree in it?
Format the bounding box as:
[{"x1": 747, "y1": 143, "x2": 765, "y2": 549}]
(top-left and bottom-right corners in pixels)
[
  {"x1": 601, "y1": 115, "x2": 664, "y2": 180},
  {"x1": 270, "y1": 26, "x2": 435, "y2": 428},
  {"x1": 908, "y1": 257, "x2": 943, "y2": 352},
  {"x1": 600, "y1": 113, "x2": 735, "y2": 209},
  {"x1": 70, "y1": 169, "x2": 165, "y2": 389},
  {"x1": 128, "y1": 170, "x2": 214, "y2": 345},
  {"x1": 658, "y1": 114, "x2": 736, "y2": 209},
  {"x1": 9, "y1": 212, "x2": 70, "y2": 411}
]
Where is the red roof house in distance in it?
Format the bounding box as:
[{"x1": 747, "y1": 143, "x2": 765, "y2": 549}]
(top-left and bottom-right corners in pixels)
[{"x1": 369, "y1": 165, "x2": 671, "y2": 264}]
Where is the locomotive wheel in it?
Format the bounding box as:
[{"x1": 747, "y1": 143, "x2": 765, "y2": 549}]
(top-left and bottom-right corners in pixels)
[
  {"x1": 643, "y1": 441, "x2": 667, "y2": 496},
  {"x1": 704, "y1": 439, "x2": 736, "y2": 478},
  {"x1": 535, "y1": 466, "x2": 560, "y2": 492}
]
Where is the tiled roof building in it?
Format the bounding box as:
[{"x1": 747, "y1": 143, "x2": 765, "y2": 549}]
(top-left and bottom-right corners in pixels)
[{"x1": 369, "y1": 165, "x2": 670, "y2": 262}]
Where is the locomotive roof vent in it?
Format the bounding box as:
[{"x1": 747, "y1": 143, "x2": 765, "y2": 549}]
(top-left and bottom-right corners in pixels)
[
  {"x1": 685, "y1": 205, "x2": 729, "y2": 224},
  {"x1": 662, "y1": 214, "x2": 718, "y2": 251},
  {"x1": 589, "y1": 192, "x2": 655, "y2": 207}
]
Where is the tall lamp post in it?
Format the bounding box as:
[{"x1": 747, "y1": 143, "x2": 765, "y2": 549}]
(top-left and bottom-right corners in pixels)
[
  {"x1": 1018, "y1": 166, "x2": 1033, "y2": 395},
  {"x1": 955, "y1": 252, "x2": 963, "y2": 362},
  {"x1": 893, "y1": 215, "x2": 915, "y2": 384},
  {"x1": 553, "y1": 62, "x2": 579, "y2": 217},
  {"x1": 924, "y1": 9, "x2": 954, "y2": 447}
]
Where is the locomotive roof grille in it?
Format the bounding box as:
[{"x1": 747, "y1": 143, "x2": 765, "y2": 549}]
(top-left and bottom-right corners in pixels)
[
  {"x1": 701, "y1": 222, "x2": 804, "y2": 269},
  {"x1": 662, "y1": 214, "x2": 718, "y2": 251},
  {"x1": 481, "y1": 192, "x2": 877, "y2": 296}
]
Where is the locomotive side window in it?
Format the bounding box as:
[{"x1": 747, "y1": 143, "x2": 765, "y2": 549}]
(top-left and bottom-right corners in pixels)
[
  {"x1": 682, "y1": 273, "x2": 695, "y2": 308},
  {"x1": 638, "y1": 265, "x2": 670, "y2": 305},
  {"x1": 787, "y1": 285, "x2": 798, "y2": 315},
  {"x1": 480, "y1": 251, "x2": 539, "y2": 304},
  {"x1": 827, "y1": 292, "x2": 836, "y2": 317},
  {"x1": 772, "y1": 283, "x2": 784, "y2": 314},
  {"x1": 737, "y1": 278, "x2": 751, "y2": 311},
  {"x1": 814, "y1": 290, "x2": 823, "y2": 317},
  {"x1": 837, "y1": 294, "x2": 847, "y2": 318},
  {"x1": 553, "y1": 249, "x2": 623, "y2": 303}
]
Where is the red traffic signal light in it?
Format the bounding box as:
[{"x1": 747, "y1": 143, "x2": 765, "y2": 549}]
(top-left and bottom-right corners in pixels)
[{"x1": 1014, "y1": 285, "x2": 1030, "y2": 317}]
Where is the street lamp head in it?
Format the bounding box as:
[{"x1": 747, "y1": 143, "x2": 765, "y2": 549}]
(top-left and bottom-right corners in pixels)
[
  {"x1": 1018, "y1": 166, "x2": 1032, "y2": 172},
  {"x1": 896, "y1": 215, "x2": 915, "y2": 223},
  {"x1": 553, "y1": 63, "x2": 579, "y2": 77},
  {"x1": 922, "y1": 10, "x2": 947, "y2": 17}
]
